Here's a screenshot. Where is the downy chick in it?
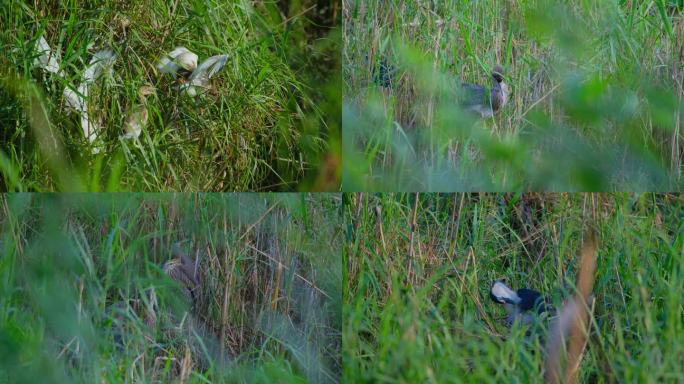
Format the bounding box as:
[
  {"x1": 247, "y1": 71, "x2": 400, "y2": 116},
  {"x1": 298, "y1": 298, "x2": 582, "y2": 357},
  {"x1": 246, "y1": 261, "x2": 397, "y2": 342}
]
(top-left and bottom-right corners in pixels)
[{"x1": 122, "y1": 84, "x2": 156, "y2": 140}]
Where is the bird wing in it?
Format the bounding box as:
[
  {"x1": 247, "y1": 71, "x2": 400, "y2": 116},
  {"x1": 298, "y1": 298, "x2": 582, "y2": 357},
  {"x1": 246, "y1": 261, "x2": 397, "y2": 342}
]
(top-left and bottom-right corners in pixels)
[
  {"x1": 157, "y1": 47, "x2": 198, "y2": 75},
  {"x1": 181, "y1": 54, "x2": 229, "y2": 96},
  {"x1": 83, "y1": 49, "x2": 116, "y2": 84},
  {"x1": 459, "y1": 83, "x2": 487, "y2": 107},
  {"x1": 490, "y1": 281, "x2": 521, "y2": 304},
  {"x1": 189, "y1": 54, "x2": 229, "y2": 82},
  {"x1": 516, "y1": 288, "x2": 544, "y2": 311}
]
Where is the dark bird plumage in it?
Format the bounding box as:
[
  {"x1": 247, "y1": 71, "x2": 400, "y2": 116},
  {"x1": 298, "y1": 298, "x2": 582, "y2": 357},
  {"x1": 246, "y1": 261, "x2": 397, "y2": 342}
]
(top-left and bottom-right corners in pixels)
[
  {"x1": 367, "y1": 55, "x2": 397, "y2": 88},
  {"x1": 460, "y1": 65, "x2": 510, "y2": 118},
  {"x1": 490, "y1": 280, "x2": 553, "y2": 326}
]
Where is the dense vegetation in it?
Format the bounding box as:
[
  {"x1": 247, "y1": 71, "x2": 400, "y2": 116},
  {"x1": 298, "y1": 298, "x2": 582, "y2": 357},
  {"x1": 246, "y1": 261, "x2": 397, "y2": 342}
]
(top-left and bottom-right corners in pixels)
[
  {"x1": 0, "y1": 0, "x2": 340, "y2": 191},
  {"x1": 344, "y1": 193, "x2": 684, "y2": 382},
  {"x1": 343, "y1": 1, "x2": 684, "y2": 191},
  {"x1": 0, "y1": 193, "x2": 342, "y2": 383}
]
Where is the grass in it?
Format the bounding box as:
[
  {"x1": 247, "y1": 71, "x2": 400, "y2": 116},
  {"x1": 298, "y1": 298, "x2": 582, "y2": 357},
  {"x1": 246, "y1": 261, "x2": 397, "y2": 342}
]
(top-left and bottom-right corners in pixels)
[
  {"x1": 343, "y1": 0, "x2": 684, "y2": 191},
  {"x1": 344, "y1": 192, "x2": 684, "y2": 382},
  {"x1": 0, "y1": 193, "x2": 342, "y2": 383},
  {"x1": 0, "y1": 0, "x2": 340, "y2": 191}
]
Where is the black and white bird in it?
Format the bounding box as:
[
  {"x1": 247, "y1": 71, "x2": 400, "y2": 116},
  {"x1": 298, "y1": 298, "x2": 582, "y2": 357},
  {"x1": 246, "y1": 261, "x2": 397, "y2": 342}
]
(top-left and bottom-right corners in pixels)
[{"x1": 490, "y1": 280, "x2": 554, "y2": 327}]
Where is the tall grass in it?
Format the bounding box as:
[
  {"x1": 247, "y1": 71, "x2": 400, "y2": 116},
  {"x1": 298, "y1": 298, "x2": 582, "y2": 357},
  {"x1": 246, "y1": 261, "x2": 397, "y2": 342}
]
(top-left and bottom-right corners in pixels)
[
  {"x1": 0, "y1": 0, "x2": 340, "y2": 191},
  {"x1": 0, "y1": 193, "x2": 342, "y2": 383},
  {"x1": 343, "y1": 1, "x2": 684, "y2": 191},
  {"x1": 344, "y1": 193, "x2": 684, "y2": 382}
]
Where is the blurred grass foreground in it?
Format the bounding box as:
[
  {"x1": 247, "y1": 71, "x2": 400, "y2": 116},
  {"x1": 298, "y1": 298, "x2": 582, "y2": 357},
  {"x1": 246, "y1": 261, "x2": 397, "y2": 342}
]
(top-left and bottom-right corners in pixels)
[
  {"x1": 0, "y1": 193, "x2": 342, "y2": 383},
  {"x1": 343, "y1": 0, "x2": 684, "y2": 191},
  {"x1": 0, "y1": 0, "x2": 340, "y2": 191},
  {"x1": 344, "y1": 192, "x2": 684, "y2": 382}
]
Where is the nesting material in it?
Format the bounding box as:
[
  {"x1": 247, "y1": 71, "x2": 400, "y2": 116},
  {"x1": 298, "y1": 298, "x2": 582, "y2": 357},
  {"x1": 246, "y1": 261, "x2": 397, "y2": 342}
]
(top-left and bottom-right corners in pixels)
[{"x1": 156, "y1": 47, "x2": 198, "y2": 76}]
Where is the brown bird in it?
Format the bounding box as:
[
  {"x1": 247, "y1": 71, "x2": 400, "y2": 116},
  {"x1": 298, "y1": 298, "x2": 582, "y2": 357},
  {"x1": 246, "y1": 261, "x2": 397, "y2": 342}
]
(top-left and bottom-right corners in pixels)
[
  {"x1": 122, "y1": 84, "x2": 156, "y2": 140},
  {"x1": 460, "y1": 65, "x2": 510, "y2": 118},
  {"x1": 163, "y1": 243, "x2": 200, "y2": 306},
  {"x1": 162, "y1": 243, "x2": 233, "y2": 369}
]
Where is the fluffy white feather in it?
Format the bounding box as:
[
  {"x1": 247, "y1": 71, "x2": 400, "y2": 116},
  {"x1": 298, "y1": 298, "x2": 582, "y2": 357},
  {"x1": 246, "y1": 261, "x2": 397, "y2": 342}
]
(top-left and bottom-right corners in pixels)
[
  {"x1": 61, "y1": 49, "x2": 116, "y2": 154},
  {"x1": 157, "y1": 47, "x2": 198, "y2": 76},
  {"x1": 33, "y1": 35, "x2": 64, "y2": 77},
  {"x1": 83, "y1": 49, "x2": 116, "y2": 84},
  {"x1": 62, "y1": 86, "x2": 86, "y2": 114},
  {"x1": 180, "y1": 54, "x2": 229, "y2": 97}
]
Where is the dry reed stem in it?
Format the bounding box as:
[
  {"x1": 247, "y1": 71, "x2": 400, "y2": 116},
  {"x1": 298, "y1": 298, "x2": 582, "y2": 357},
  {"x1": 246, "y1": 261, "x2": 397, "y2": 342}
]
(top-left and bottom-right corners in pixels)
[
  {"x1": 246, "y1": 244, "x2": 331, "y2": 300},
  {"x1": 544, "y1": 228, "x2": 597, "y2": 384},
  {"x1": 179, "y1": 345, "x2": 192, "y2": 383}
]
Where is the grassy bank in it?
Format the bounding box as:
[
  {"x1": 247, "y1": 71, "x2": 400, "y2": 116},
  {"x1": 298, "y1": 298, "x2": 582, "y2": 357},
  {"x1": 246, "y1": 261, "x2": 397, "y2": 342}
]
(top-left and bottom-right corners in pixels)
[
  {"x1": 343, "y1": 1, "x2": 684, "y2": 191},
  {"x1": 0, "y1": 193, "x2": 342, "y2": 383},
  {"x1": 344, "y1": 193, "x2": 684, "y2": 382},
  {"x1": 0, "y1": 0, "x2": 340, "y2": 191}
]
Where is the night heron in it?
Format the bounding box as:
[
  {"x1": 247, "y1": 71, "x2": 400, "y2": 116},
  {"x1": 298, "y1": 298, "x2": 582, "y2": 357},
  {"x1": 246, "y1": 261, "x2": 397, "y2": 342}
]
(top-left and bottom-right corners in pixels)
[
  {"x1": 163, "y1": 243, "x2": 200, "y2": 306},
  {"x1": 461, "y1": 65, "x2": 509, "y2": 118},
  {"x1": 162, "y1": 243, "x2": 234, "y2": 369},
  {"x1": 490, "y1": 280, "x2": 554, "y2": 327}
]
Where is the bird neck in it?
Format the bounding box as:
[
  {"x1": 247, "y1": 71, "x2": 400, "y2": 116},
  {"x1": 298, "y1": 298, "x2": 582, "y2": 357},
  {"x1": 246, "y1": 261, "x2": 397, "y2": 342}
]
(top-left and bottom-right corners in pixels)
[{"x1": 491, "y1": 86, "x2": 503, "y2": 110}]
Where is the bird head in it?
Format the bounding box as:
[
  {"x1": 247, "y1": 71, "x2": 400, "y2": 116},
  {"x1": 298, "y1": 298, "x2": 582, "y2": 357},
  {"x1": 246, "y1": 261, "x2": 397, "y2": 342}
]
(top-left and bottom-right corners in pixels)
[
  {"x1": 492, "y1": 65, "x2": 505, "y2": 83},
  {"x1": 490, "y1": 280, "x2": 520, "y2": 305},
  {"x1": 164, "y1": 242, "x2": 201, "y2": 306},
  {"x1": 138, "y1": 84, "x2": 156, "y2": 98}
]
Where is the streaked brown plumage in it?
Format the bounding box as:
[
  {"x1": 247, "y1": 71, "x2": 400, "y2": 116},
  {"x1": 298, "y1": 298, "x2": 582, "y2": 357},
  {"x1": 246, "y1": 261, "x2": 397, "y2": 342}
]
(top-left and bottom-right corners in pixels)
[
  {"x1": 161, "y1": 243, "x2": 233, "y2": 369},
  {"x1": 163, "y1": 243, "x2": 200, "y2": 305},
  {"x1": 122, "y1": 85, "x2": 156, "y2": 140}
]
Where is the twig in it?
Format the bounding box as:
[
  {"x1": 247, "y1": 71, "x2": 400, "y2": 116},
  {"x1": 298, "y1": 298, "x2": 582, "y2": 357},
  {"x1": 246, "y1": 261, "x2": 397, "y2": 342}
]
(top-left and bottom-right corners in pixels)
[
  {"x1": 246, "y1": 244, "x2": 331, "y2": 300},
  {"x1": 238, "y1": 202, "x2": 279, "y2": 242},
  {"x1": 521, "y1": 82, "x2": 561, "y2": 118},
  {"x1": 544, "y1": 228, "x2": 597, "y2": 384}
]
